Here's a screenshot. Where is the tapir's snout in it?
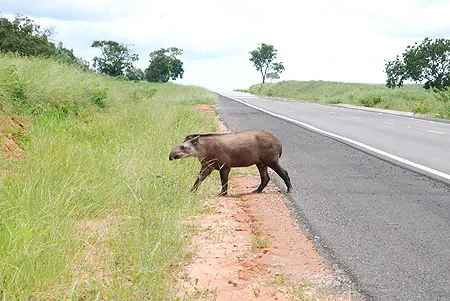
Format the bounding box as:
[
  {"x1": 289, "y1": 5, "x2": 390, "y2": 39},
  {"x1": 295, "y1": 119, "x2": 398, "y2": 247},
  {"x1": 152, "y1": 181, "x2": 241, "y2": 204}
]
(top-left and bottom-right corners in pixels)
[{"x1": 169, "y1": 151, "x2": 180, "y2": 161}]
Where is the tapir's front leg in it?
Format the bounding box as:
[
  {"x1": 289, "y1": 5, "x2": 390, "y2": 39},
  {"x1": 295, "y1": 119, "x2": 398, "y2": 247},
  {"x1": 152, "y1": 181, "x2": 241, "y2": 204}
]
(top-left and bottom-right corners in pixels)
[{"x1": 190, "y1": 165, "x2": 214, "y2": 193}]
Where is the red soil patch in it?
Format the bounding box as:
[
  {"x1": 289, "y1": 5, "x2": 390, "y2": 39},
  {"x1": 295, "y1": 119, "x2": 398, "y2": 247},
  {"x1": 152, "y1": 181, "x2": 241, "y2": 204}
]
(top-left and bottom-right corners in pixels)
[
  {"x1": 177, "y1": 176, "x2": 361, "y2": 300},
  {"x1": 0, "y1": 116, "x2": 25, "y2": 157},
  {"x1": 194, "y1": 104, "x2": 216, "y2": 113}
]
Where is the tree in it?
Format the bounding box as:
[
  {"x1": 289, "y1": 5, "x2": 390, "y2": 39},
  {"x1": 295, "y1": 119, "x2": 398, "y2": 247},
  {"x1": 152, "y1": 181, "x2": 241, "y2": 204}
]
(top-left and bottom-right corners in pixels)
[
  {"x1": 249, "y1": 43, "x2": 285, "y2": 84},
  {"x1": 91, "y1": 40, "x2": 139, "y2": 77},
  {"x1": 266, "y1": 72, "x2": 280, "y2": 82},
  {"x1": 385, "y1": 38, "x2": 450, "y2": 90},
  {"x1": 0, "y1": 14, "x2": 89, "y2": 70},
  {"x1": 126, "y1": 67, "x2": 145, "y2": 81},
  {"x1": 0, "y1": 14, "x2": 55, "y2": 57},
  {"x1": 145, "y1": 47, "x2": 184, "y2": 83}
]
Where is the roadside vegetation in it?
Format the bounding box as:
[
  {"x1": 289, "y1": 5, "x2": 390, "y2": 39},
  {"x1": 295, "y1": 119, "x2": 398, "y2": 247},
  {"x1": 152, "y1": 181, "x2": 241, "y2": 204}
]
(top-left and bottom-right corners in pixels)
[
  {"x1": 0, "y1": 13, "x2": 184, "y2": 83},
  {"x1": 244, "y1": 38, "x2": 450, "y2": 119},
  {"x1": 242, "y1": 81, "x2": 450, "y2": 118},
  {"x1": 0, "y1": 53, "x2": 218, "y2": 299}
]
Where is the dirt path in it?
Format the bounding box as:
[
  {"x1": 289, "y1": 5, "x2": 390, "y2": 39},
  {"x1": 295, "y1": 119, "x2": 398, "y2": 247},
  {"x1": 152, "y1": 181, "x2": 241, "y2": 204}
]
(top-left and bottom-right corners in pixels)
[{"x1": 176, "y1": 105, "x2": 363, "y2": 300}]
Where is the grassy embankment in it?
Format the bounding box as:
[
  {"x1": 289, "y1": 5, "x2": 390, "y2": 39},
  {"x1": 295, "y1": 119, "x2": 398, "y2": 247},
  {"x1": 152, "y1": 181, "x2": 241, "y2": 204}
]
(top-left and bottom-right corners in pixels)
[
  {"x1": 0, "y1": 54, "x2": 219, "y2": 300},
  {"x1": 241, "y1": 80, "x2": 450, "y2": 118}
]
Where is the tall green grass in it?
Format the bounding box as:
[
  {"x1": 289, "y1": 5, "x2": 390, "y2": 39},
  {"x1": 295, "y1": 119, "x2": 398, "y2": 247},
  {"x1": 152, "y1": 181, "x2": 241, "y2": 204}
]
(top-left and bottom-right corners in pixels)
[
  {"x1": 246, "y1": 81, "x2": 450, "y2": 118},
  {"x1": 0, "y1": 54, "x2": 219, "y2": 299}
]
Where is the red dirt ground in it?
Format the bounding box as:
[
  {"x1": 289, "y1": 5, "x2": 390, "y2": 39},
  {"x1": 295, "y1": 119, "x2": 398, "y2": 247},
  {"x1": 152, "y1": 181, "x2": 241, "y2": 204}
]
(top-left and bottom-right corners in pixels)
[{"x1": 0, "y1": 116, "x2": 25, "y2": 157}]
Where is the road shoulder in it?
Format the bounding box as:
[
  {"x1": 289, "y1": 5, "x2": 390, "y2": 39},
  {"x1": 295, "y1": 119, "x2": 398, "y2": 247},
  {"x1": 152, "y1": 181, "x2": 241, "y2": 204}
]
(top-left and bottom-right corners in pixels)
[{"x1": 176, "y1": 105, "x2": 363, "y2": 300}]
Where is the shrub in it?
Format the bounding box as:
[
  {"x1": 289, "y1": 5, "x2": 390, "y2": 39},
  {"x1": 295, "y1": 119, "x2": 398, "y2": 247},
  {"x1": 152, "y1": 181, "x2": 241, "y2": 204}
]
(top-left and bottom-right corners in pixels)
[
  {"x1": 89, "y1": 86, "x2": 109, "y2": 108},
  {"x1": 412, "y1": 101, "x2": 430, "y2": 114},
  {"x1": 358, "y1": 94, "x2": 382, "y2": 107}
]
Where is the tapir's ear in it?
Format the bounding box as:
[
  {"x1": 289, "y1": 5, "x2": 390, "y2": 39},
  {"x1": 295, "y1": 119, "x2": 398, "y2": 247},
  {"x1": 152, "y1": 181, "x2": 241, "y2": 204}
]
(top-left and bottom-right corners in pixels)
[{"x1": 190, "y1": 135, "x2": 200, "y2": 145}]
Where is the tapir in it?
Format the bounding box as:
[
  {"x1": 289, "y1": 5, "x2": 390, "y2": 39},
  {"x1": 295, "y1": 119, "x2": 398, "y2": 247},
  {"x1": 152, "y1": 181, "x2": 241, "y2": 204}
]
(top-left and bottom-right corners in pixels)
[{"x1": 169, "y1": 130, "x2": 292, "y2": 196}]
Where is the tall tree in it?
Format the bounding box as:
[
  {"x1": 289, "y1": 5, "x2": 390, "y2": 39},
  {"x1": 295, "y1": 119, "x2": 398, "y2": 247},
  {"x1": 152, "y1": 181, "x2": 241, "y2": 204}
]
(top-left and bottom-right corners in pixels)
[
  {"x1": 145, "y1": 47, "x2": 184, "y2": 83},
  {"x1": 385, "y1": 38, "x2": 450, "y2": 90},
  {"x1": 249, "y1": 43, "x2": 285, "y2": 84},
  {"x1": 91, "y1": 40, "x2": 138, "y2": 77}
]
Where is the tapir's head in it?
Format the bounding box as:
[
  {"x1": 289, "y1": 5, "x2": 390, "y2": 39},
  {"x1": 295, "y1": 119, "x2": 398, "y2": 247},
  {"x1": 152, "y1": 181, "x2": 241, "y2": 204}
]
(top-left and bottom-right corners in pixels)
[{"x1": 169, "y1": 135, "x2": 201, "y2": 161}]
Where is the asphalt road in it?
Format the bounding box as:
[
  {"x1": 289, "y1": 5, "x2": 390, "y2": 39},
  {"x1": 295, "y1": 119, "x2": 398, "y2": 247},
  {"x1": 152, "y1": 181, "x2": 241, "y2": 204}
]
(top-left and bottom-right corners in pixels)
[
  {"x1": 214, "y1": 92, "x2": 450, "y2": 301},
  {"x1": 217, "y1": 91, "x2": 450, "y2": 182}
]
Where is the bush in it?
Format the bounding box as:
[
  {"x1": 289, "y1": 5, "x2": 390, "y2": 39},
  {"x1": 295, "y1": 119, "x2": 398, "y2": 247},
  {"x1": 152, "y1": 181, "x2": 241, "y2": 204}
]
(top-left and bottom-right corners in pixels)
[
  {"x1": 89, "y1": 86, "x2": 109, "y2": 108},
  {"x1": 434, "y1": 89, "x2": 450, "y2": 103},
  {"x1": 358, "y1": 94, "x2": 382, "y2": 107},
  {"x1": 412, "y1": 101, "x2": 430, "y2": 114}
]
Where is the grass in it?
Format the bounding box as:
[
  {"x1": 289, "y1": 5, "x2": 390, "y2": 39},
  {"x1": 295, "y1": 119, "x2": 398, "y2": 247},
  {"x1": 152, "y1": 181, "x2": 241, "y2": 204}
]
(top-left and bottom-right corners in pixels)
[
  {"x1": 244, "y1": 80, "x2": 450, "y2": 119},
  {"x1": 268, "y1": 274, "x2": 328, "y2": 301},
  {"x1": 251, "y1": 233, "x2": 270, "y2": 250},
  {"x1": 0, "y1": 54, "x2": 219, "y2": 300}
]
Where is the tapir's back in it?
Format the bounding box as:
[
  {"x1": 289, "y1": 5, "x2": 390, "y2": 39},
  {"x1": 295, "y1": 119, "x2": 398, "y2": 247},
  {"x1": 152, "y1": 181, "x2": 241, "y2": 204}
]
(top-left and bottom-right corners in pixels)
[{"x1": 203, "y1": 130, "x2": 282, "y2": 167}]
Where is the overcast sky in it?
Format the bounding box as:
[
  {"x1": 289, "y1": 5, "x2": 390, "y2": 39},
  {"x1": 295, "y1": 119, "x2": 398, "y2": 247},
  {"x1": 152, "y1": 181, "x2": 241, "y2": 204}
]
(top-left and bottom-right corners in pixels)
[{"x1": 2, "y1": 0, "x2": 450, "y2": 91}]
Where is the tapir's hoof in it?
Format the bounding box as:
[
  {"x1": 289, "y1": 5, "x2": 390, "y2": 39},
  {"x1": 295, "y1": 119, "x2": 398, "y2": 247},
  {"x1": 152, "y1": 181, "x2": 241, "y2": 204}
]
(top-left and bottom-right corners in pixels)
[
  {"x1": 218, "y1": 192, "x2": 228, "y2": 197},
  {"x1": 251, "y1": 189, "x2": 262, "y2": 194}
]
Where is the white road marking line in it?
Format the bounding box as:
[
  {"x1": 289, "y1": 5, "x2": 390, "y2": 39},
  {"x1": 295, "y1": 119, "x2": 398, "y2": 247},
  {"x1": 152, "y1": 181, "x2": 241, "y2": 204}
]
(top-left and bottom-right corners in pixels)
[{"x1": 217, "y1": 93, "x2": 450, "y2": 182}]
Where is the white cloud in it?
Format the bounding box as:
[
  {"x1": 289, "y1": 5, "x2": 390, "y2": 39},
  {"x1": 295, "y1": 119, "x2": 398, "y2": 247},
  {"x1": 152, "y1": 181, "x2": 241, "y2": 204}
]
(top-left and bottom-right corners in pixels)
[{"x1": 3, "y1": 0, "x2": 450, "y2": 90}]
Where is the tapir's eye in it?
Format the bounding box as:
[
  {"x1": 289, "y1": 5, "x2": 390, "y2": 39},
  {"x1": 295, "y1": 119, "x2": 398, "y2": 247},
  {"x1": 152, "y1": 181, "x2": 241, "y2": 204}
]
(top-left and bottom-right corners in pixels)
[{"x1": 180, "y1": 145, "x2": 186, "y2": 151}]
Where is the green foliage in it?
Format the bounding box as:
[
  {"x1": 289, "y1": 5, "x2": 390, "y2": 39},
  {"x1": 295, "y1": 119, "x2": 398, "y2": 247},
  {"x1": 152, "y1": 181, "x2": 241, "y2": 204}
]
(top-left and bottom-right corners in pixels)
[
  {"x1": 1, "y1": 65, "x2": 27, "y2": 105},
  {"x1": 54, "y1": 42, "x2": 90, "y2": 70},
  {"x1": 434, "y1": 88, "x2": 450, "y2": 103},
  {"x1": 0, "y1": 14, "x2": 88, "y2": 70},
  {"x1": 0, "y1": 14, "x2": 54, "y2": 57},
  {"x1": 433, "y1": 90, "x2": 450, "y2": 117},
  {"x1": 385, "y1": 38, "x2": 450, "y2": 90},
  {"x1": 145, "y1": 47, "x2": 184, "y2": 83},
  {"x1": 412, "y1": 101, "x2": 430, "y2": 114},
  {"x1": 91, "y1": 40, "x2": 139, "y2": 77},
  {"x1": 358, "y1": 94, "x2": 382, "y2": 107},
  {"x1": 89, "y1": 86, "x2": 109, "y2": 108},
  {"x1": 249, "y1": 43, "x2": 285, "y2": 84},
  {"x1": 266, "y1": 72, "x2": 280, "y2": 82},
  {"x1": 0, "y1": 54, "x2": 116, "y2": 118},
  {"x1": 125, "y1": 67, "x2": 145, "y2": 82},
  {"x1": 0, "y1": 55, "x2": 218, "y2": 299}
]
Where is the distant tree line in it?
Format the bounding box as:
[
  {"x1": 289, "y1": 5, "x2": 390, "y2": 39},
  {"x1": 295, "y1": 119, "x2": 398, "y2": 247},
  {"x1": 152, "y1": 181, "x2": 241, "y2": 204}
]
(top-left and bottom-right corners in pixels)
[
  {"x1": 0, "y1": 13, "x2": 184, "y2": 83},
  {"x1": 0, "y1": 14, "x2": 89, "y2": 70}
]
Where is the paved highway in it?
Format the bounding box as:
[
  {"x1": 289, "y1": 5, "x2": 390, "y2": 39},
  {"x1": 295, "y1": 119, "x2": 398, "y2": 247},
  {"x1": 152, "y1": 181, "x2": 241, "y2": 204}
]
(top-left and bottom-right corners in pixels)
[
  {"x1": 214, "y1": 92, "x2": 450, "y2": 300},
  {"x1": 217, "y1": 91, "x2": 450, "y2": 182}
]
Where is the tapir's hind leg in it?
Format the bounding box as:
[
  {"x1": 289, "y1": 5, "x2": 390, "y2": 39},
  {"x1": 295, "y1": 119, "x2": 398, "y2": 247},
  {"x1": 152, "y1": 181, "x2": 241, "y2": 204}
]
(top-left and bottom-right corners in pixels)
[
  {"x1": 253, "y1": 163, "x2": 270, "y2": 193},
  {"x1": 268, "y1": 162, "x2": 292, "y2": 193},
  {"x1": 219, "y1": 165, "x2": 231, "y2": 196}
]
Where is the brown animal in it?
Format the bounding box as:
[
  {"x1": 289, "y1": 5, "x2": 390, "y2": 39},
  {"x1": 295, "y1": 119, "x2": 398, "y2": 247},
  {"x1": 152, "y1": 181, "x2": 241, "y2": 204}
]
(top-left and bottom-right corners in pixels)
[{"x1": 169, "y1": 130, "x2": 292, "y2": 196}]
